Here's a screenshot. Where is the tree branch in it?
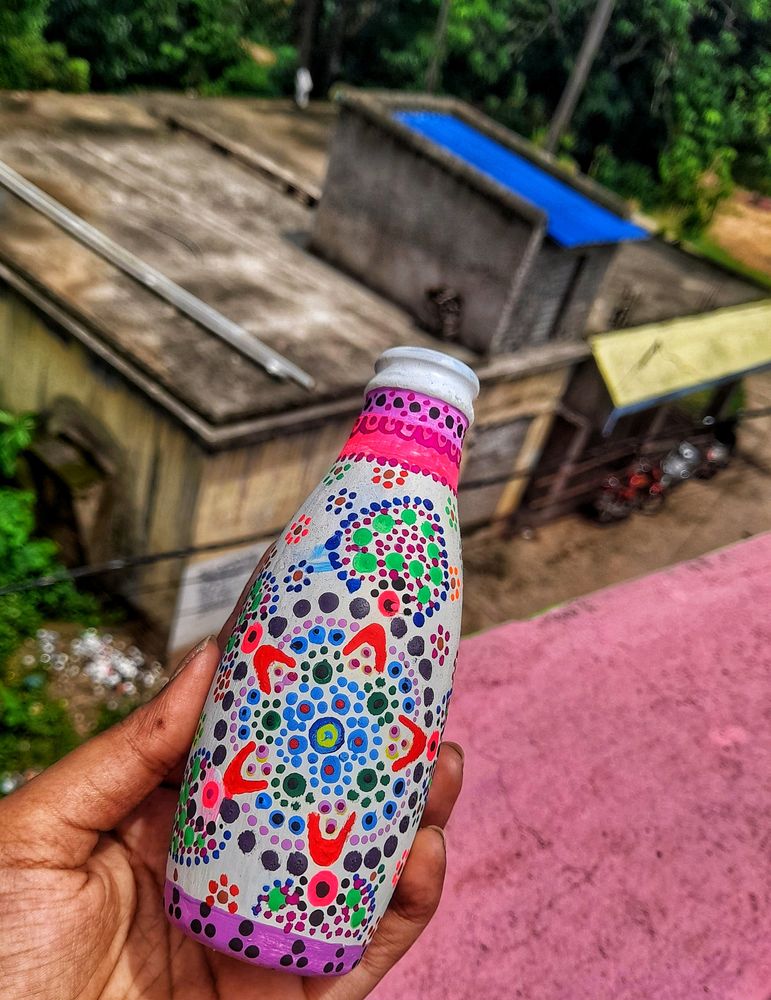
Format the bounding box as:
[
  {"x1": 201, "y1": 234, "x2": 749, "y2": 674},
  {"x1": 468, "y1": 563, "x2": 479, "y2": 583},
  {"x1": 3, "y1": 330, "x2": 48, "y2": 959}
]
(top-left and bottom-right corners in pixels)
[{"x1": 611, "y1": 33, "x2": 650, "y2": 68}]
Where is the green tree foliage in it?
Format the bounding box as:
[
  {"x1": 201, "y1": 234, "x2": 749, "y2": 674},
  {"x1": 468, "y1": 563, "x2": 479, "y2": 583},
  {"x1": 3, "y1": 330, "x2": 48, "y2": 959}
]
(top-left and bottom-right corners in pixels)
[
  {"x1": 0, "y1": 0, "x2": 89, "y2": 90},
  {"x1": 45, "y1": 0, "x2": 296, "y2": 92}
]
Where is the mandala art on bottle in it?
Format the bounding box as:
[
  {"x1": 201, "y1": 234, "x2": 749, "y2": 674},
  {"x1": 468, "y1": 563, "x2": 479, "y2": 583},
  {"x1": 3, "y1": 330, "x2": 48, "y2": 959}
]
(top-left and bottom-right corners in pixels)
[{"x1": 166, "y1": 348, "x2": 479, "y2": 975}]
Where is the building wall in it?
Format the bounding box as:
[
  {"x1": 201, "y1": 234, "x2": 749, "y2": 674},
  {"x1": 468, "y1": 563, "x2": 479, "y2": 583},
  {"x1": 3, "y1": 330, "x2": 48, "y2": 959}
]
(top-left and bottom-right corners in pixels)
[
  {"x1": 192, "y1": 416, "x2": 354, "y2": 549},
  {"x1": 312, "y1": 107, "x2": 536, "y2": 354},
  {"x1": 507, "y1": 244, "x2": 616, "y2": 349},
  {"x1": 0, "y1": 286, "x2": 204, "y2": 630},
  {"x1": 588, "y1": 238, "x2": 764, "y2": 332}
]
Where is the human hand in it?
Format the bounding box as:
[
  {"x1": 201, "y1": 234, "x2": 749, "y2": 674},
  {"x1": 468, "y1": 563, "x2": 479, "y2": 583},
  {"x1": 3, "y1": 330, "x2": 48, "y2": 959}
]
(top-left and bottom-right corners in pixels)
[{"x1": 0, "y1": 634, "x2": 463, "y2": 1000}]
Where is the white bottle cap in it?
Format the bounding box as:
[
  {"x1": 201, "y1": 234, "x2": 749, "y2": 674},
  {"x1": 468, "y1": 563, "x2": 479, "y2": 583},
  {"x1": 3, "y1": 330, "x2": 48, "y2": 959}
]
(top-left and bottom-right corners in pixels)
[{"x1": 366, "y1": 347, "x2": 480, "y2": 425}]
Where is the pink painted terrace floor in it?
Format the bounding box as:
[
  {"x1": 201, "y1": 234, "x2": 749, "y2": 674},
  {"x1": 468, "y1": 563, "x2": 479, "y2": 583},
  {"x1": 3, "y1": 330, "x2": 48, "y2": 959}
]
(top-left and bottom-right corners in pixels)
[{"x1": 374, "y1": 533, "x2": 771, "y2": 1000}]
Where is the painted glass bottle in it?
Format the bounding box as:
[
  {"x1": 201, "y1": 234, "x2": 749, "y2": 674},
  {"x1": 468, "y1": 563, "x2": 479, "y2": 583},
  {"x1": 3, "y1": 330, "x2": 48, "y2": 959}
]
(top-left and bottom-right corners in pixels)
[{"x1": 165, "y1": 346, "x2": 479, "y2": 975}]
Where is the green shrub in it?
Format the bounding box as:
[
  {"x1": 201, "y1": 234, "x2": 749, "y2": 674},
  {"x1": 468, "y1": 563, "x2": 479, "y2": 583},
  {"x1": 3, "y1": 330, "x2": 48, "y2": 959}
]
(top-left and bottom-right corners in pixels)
[
  {"x1": 589, "y1": 146, "x2": 660, "y2": 209},
  {"x1": 205, "y1": 44, "x2": 297, "y2": 96},
  {"x1": 0, "y1": 673, "x2": 79, "y2": 782},
  {"x1": 0, "y1": 409, "x2": 99, "y2": 785}
]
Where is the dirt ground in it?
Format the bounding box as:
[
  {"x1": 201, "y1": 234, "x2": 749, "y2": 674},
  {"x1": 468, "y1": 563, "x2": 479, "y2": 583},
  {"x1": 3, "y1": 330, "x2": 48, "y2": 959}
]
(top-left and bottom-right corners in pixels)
[
  {"x1": 709, "y1": 189, "x2": 771, "y2": 277},
  {"x1": 461, "y1": 370, "x2": 771, "y2": 633}
]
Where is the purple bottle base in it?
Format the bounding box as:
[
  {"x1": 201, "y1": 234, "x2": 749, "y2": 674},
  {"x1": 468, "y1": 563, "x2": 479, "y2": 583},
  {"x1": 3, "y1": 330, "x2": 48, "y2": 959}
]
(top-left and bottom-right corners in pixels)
[{"x1": 164, "y1": 879, "x2": 364, "y2": 976}]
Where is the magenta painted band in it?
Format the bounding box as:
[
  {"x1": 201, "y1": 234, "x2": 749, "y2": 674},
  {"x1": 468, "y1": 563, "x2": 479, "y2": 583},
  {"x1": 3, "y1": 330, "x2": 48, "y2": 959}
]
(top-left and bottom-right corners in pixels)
[
  {"x1": 164, "y1": 879, "x2": 363, "y2": 976},
  {"x1": 340, "y1": 422, "x2": 461, "y2": 487}
]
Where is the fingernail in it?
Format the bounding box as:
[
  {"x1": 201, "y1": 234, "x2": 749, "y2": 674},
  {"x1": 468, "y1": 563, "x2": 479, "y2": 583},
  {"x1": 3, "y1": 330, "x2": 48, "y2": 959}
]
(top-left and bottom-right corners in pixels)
[
  {"x1": 171, "y1": 635, "x2": 214, "y2": 679},
  {"x1": 426, "y1": 824, "x2": 446, "y2": 848},
  {"x1": 443, "y1": 741, "x2": 465, "y2": 766}
]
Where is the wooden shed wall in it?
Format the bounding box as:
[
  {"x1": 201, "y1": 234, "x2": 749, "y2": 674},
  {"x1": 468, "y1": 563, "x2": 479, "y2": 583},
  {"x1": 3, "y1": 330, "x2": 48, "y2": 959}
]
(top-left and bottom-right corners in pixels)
[
  {"x1": 192, "y1": 416, "x2": 353, "y2": 548},
  {"x1": 0, "y1": 286, "x2": 204, "y2": 628},
  {"x1": 458, "y1": 367, "x2": 571, "y2": 527}
]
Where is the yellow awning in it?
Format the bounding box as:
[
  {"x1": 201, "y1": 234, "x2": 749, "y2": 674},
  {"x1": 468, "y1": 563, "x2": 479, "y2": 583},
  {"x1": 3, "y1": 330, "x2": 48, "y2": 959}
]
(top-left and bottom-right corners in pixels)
[{"x1": 590, "y1": 300, "x2": 771, "y2": 419}]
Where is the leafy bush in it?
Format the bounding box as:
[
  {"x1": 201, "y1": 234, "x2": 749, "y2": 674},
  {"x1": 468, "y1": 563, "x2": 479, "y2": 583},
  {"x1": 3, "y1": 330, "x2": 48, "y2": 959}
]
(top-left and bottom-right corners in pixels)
[
  {"x1": 0, "y1": 411, "x2": 99, "y2": 788},
  {"x1": 204, "y1": 44, "x2": 297, "y2": 96},
  {"x1": 0, "y1": 488, "x2": 99, "y2": 662},
  {"x1": 0, "y1": 0, "x2": 88, "y2": 90},
  {"x1": 589, "y1": 146, "x2": 660, "y2": 210},
  {"x1": 46, "y1": 0, "x2": 296, "y2": 93},
  {"x1": 0, "y1": 671, "x2": 79, "y2": 782}
]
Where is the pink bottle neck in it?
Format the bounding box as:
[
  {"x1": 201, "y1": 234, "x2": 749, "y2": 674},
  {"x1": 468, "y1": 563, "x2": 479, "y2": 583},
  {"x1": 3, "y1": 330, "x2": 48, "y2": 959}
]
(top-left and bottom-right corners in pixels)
[{"x1": 337, "y1": 387, "x2": 469, "y2": 492}]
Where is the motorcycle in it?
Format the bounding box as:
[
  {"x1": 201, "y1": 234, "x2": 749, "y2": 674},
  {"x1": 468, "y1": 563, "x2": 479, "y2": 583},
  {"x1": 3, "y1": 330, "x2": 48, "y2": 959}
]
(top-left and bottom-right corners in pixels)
[{"x1": 584, "y1": 439, "x2": 711, "y2": 523}]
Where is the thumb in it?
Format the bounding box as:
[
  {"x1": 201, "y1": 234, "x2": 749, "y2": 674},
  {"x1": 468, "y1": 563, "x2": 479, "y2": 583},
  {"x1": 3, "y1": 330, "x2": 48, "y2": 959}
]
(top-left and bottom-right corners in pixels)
[{"x1": 1, "y1": 636, "x2": 220, "y2": 868}]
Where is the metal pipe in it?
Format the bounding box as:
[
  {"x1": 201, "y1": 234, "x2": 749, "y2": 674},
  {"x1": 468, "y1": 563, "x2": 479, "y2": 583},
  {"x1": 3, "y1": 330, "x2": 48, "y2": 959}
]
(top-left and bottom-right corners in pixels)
[{"x1": 0, "y1": 159, "x2": 315, "y2": 390}]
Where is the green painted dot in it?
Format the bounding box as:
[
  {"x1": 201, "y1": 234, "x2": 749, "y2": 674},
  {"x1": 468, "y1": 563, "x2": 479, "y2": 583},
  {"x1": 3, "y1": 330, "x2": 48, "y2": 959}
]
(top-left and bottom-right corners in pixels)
[
  {"x1": 408, "y1": 559, "x2": 424, "y2": 579},
  {"x1": 357, "y1": 768, "x2": 378, "y2": 792},
  {"x1": 183, "y1": 826, "x2": 194, "y2": 846},
  {"x1": 367, "y1": 691, "x2": 388, "y2": 714},
  {"x1": 385, "y1": 552, "x2": 405, "y2": 570},
  {"x1": 429, "y1": 566, "x2": 443, "y2": 584},
  {"x1": 351, "y1": 907, "x2": 366, "y2": 928},
  {"x1": 353, "y1": 552, "x2": 378, "y2": 574},
  {"x1": 427, "y1": 542, "x2": 440, "y2": 559},
  {"x1": 263, "y1": 710, "x2": 281, "y2": 731},
  {"x1": 268, "y1": 887, "x2": 285, "y2": 912},
  {"x1": 313, "y1": 659, "x2": 333, "y2": 683},
  {"x1": 401, "y1": 509, "x2": 417, "y2": 525},
  {"x1": 191, "y1": 757, "x2": 201, "y2": 781},
  {"x1": 417, "y1": 585, "x2": 432, "y2": 604},
  {"x1": 373, "y1": 513, "x2": 395, "y2": 533},
  {"x1": 420, "y1": 521, "x2": 435, "y2": 538},
  {"x1": 283, "y1": 773, "x2": 307, "y2": 797},
  {"x1": 346, "y1": 888, "x2": 362, "y2": 907},
  {"x1": 353, "y1": 527, "x2": 373, "y2": 545}
]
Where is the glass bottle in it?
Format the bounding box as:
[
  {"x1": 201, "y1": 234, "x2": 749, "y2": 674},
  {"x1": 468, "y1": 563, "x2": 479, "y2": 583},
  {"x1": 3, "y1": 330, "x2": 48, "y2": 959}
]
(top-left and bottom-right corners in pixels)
[{"x1": 165, "y1": 346, "x2": 479, "y2": 975}]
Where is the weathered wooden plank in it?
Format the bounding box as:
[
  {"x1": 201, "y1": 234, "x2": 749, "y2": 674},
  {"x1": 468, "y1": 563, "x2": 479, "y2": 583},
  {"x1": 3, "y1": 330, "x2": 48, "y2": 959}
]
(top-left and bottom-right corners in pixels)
[{"x1": 159, "y1": 111, "x2": 323, "y2": 206}]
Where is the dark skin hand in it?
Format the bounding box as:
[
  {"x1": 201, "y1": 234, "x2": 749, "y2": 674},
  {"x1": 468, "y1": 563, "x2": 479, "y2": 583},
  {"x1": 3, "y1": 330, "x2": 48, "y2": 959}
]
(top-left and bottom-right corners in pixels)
[{"x1": 0, "y1": 587, "x2": 464, "y2": 1000}]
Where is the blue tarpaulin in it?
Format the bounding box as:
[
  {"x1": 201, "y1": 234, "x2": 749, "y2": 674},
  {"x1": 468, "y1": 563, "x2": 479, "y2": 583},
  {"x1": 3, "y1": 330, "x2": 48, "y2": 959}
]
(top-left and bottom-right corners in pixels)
[{"x1": 394, "y1": 111, "x2": 649, "y2": 249}]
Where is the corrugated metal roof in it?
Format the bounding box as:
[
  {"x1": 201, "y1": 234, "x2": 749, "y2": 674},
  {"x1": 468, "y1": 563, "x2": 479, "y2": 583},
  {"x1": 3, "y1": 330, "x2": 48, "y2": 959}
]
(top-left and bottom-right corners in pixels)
[
  {"x1": 590, "y1": 299, "x2": 771, "y2": 423},
  {"x1": 395, "y1": 111, "x2": 649, "y2": 249}
]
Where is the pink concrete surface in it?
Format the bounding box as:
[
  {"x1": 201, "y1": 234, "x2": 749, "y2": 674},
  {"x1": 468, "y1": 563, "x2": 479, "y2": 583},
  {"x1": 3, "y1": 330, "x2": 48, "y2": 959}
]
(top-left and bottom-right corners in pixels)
[{"x1": 374, "y1": 534, "x2": 771, "y2": 1000}]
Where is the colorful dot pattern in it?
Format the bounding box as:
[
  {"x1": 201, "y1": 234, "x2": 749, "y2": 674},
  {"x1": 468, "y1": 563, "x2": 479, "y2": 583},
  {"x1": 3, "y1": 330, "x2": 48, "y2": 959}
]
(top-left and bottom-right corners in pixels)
[{"x1": 166, "y1": 389, "x2": 466, "y2": 975}]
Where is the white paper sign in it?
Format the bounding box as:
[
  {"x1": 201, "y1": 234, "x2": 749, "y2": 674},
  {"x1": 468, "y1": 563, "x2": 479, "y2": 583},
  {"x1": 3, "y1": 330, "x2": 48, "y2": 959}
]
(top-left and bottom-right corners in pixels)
[{"x1": 168, "y1": 542, "x2": 269, "y2": 654}]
